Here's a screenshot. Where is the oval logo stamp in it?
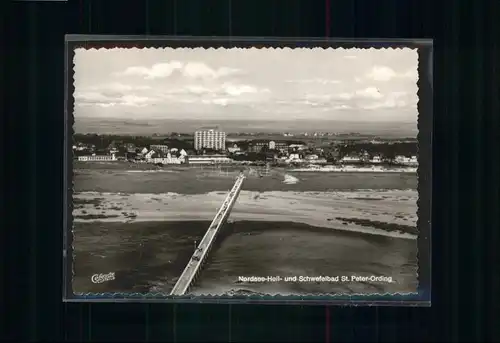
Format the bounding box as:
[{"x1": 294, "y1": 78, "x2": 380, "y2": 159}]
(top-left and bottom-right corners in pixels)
[{"x1": 91, "y1": 272, "x2": 115, "y2": 284}]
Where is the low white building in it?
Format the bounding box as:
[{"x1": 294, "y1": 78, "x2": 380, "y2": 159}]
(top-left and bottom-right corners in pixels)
[
  {"x1": 227, "y1": 145, "x2": 241, "y2": 153},
  {"x1": 148, "y1": 157, "x2": 182, "y2": 165},
  {"x1": 341, "y1": 156, "x2": 361, "y2": 163},
  {"x1": 289, "y1": 144, "x2": 306, "y2": 151},
  {"x1": 307, "y1": 158, "x2": 327, "y2": 164},
  {"x1": 188, "y1": 155, "x2": 233, "y2": 165},
  {"x1": 395, "y1": 155, "x2": 418, "y2": 166},
  {"x1": 370, "y1": 156, "x2": 382, "y2": 163},
  {"x1": 147, "y1": 152, "x2": 185, "y2": 164},
  {"x1": 74, "y1": 145, "x2": 88, "y2": 151},
  {"x1": 78, "y1": 154, "x2": 116, "y2": 162}
]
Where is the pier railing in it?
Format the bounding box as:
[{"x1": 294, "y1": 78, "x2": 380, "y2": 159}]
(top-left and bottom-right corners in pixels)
[{"x1": 170, "y1": 174, "x2": 246, "y2": 295}]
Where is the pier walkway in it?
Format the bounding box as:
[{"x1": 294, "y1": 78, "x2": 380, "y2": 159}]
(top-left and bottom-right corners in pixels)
[{"x1": 170, "y1": 174, "x2": 246, "y2": 295}]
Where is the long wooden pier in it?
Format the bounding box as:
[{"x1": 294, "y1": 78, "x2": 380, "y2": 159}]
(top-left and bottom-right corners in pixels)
[{"x1": 170, "y1": 174, "x2": 246, "y2": 295}]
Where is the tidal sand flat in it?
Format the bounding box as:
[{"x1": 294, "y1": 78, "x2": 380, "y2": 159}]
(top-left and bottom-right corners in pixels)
[{"x1": 73, "y1": 189, "x2": 418, "y2": 239}]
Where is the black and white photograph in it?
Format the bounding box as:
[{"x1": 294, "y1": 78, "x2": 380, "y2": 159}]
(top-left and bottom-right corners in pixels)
[{"x1": 69, "y1": 45, "x2": 424, "y2": 297}]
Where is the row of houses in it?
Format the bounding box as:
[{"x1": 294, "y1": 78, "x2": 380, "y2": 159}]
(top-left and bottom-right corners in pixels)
[
  {"x1": 74, "y1": 140, "x2": 418, "y2": 166},
  {"x1": 339, "y1": 154, "x2": 418, "y2": 165},
  {"x1": 394, "y1": 155, "x2": 418, "y2": 166},
  {"x1": 76, "y1": 151, "x2": 418, "y2": 166},
  {"x1": 76, "y1": 146, "x2": 233, "y2": 165},
  {"x1": 246, "y1": 140, "x2": 291, "y2": 153},
  {"x1": 128, "y1": 146, "x2": 188, "y2": 164}
]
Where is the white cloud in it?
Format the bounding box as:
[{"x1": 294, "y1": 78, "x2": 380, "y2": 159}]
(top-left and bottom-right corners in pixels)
[
  {"x1": 313, "y1": 88, "x2": 416, "y2": 111},
  {"x1": 182, "y1": 85, "x2": 212, "y2": 95},
  {"x1": 334, "y1": 104, "x2": 352, "y2": 110},
  {"x1": 87, "y1": 82, "x2": 152, "y2": 92},
  {"x1": 365, "y1": 65, "x2": 418, "y2": 82},
  {"x1": 402, "y1": 69, "x2": 418, "y2": 80},
  {"x1": 270, "y1": 88, "x2": 415, "y2": 113},
  {"x1": 338, "y1": 92, "x2": 353, "y2": 100},
  {"x1": 362, "y1": 91, "x2": 415, "y2": 110},
  {"x1": 181, "y1": 62, "x2": 216, "y2": 78},
  {"x1": 75, "y1": 80, "x2": 270, "y2": 109},
  {"x1": 366, "y1": 66, "x2": 398, "y2": 81},
  {"x1": 223, "y1": 84, "x2": 261, "y2": 96},
  {"x1": 121, "y1": 95, "x2": 150, "y2": 105},
  {"x1": 364, "y1": 99, "x2": 404, "y2": 110},
  {"x1": 210, "y1": 98, "x2": 229, "y2": 106},
  {"x1": 117, "y1": 61, "x2": 241, "y2": 80},
  {"x1": 304, "y1": 94, "x2": 334, "y2": 101},
  {"x1": 164, "y1": 83, "x2": 269, "y2": 100},
  {"x1": 286, "y1": 78, "x2": 341, "y2": 85},
  {"x1": 75, "y1": 91, "x2": 152, "y2": 108},
  {"x1": 75, "y1": 91, "x2": 107, "y2": 103},
  {"x1": 183, "y1": 64, "x2": 240, "y2": 79},
  {"x1": 120, "y1": 62, "x2": 182, "y2": 79},
  {"x1": 335, "y1": 87, "x2": 383, "y2": 101},
  {"x1": 356, "y1": 87, "x2": 383, "y2": 99}
]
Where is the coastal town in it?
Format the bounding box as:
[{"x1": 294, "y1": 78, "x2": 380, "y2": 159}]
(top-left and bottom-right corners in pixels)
[{"x1": 73, "y1": 127, "x2": 418, "y2": 171}]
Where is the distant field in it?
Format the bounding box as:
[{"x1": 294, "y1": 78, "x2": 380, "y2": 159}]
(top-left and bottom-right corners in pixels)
[
  {"x1": 225, "y1": 135, "x2": 410, "y2": 143},
  {"x1": 226, "y1": 135, "x2": 296, "y2": 142}
]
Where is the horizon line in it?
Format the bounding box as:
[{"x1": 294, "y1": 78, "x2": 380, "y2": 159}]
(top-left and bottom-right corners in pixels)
[{"x1": 75, "y1": 116, "x2": 417, "y2": 123}]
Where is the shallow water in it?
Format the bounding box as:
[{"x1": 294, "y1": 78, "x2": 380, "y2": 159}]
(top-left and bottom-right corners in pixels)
[
  {"x1": 72, "y1": 221, "x2": 418, "y2": 295},
  {"x1": 73, "y1": 164, "x2": 417, "y2": 194}
]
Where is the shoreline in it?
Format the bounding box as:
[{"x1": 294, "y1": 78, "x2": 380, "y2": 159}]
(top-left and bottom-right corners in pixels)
[
  {"x1": 73, "y1": 161, "x2": 417, "y2": 173},
  {"x1": 289, "y1": 166, "x2": 417, "y2": 173}
]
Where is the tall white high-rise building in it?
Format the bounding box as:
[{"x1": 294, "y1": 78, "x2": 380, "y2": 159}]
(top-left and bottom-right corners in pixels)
[{"x1": 194, "y1": 128, "x2": 226, "y2": 151}]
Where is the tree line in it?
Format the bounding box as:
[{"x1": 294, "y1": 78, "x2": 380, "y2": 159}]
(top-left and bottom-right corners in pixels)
[
  {"x1": 337, "y1": 142, "x2": 418, "y2": 159},
  {"x1": 73, "y1": 134, "x2": 194, "y2": 151}
]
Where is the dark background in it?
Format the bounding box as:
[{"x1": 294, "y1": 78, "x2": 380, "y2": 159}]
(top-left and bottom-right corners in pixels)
[{"x1": 3, "y1": 0, "x2": 499, "y2": 341}]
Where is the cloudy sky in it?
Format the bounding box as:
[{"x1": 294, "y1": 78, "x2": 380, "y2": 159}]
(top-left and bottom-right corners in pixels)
[{"x1": 74, "y1": 47, "x2": 418, "y2": 122}]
